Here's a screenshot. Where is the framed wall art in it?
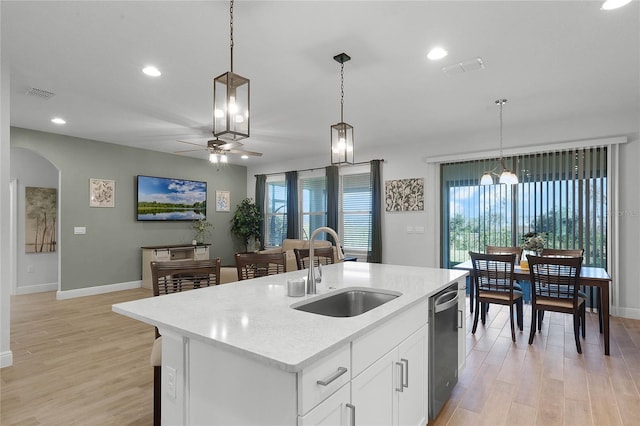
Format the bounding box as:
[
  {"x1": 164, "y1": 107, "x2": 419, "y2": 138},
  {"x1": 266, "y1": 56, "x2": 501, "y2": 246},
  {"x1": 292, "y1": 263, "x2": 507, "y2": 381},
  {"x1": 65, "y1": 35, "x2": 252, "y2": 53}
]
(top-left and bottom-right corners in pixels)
[
  {"x1": 385, "y1": 178, "x2": 424, "y2": 212},
  {"x1": 90, "y1": 178, "x2": 115, "y2": 208},
  {"x1": 216, "y1": 190, "x2": 230, "y2": 212},
  {"x1": 25, "y1": 186, "x2": 57, "y2": 253}
]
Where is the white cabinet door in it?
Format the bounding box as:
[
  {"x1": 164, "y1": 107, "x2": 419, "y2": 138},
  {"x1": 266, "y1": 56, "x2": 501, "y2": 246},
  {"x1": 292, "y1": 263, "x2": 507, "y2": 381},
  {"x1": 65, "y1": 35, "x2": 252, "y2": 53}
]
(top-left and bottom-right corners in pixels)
[
  {"x1": 458, "y1": 279, "x2": 466, "y2": 372},
  {"x1": 299, "y1": 384, "x2": 351, "y2": 426},
  {"x1": 397, "y1": 325, "x2": 427, "y2": 426},
  {"x1": 351, "y1": 349, "x2": 397, "y2": 426}
]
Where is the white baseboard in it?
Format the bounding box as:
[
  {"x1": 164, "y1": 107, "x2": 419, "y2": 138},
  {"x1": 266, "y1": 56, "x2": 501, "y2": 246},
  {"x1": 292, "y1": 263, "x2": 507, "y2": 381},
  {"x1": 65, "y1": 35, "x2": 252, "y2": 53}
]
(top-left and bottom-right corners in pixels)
[
  {"x1": 56, "y1": 280, "x2": 142, "y2": 300},
  {"x1": 611, "y1": 306, "x2": 640, "y2": 320},
  {"x1": 0, "y1": 350, "x2": 14, "y2": 368},
  {"x1": 15, "y1": 282, "x2": 58, "y2": 295}
]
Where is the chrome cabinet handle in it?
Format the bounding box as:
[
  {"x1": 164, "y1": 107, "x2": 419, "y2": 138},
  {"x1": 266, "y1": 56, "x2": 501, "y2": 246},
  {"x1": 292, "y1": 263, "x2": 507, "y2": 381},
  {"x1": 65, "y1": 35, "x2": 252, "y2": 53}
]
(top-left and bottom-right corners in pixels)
[
  {"x1": 401, "y1": 358, "x2": 409, "y2": 388},
  {"x1": 346, "y1": 403, "x2": 355, "y2": 426},
  {"x1": 395, "y1": 361, "x2": 404, "y2": 392},
  {"x1": 458, "y1": 309, "x2": 463, "y2": 329},
  {"x1": 316, "y1": 366, "x2": 347, "y2": 386}
]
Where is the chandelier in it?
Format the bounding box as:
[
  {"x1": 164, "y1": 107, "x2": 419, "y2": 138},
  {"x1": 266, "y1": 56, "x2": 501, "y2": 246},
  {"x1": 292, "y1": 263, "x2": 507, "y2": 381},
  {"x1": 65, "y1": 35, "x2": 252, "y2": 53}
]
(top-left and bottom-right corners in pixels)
[
  {"x1": 330, "y1": 53, "x2": 354, "y2": 165},
  {"x1": 213, "y1": 0, "x2": 250, "y2": 141},
  {"x1": 480, "y1": 99, "x2": 518, "y2": 185}
]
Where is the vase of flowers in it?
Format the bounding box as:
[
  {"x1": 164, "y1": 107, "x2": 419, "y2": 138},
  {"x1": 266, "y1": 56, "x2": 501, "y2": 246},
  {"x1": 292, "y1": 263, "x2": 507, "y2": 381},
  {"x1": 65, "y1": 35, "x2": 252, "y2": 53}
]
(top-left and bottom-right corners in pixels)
[
  {"x1": 520, "y1": 232, "x2": 546, "y2": 268},
  {"x1": 192, "y1": 218, "x2": 213, "y2": 244}
]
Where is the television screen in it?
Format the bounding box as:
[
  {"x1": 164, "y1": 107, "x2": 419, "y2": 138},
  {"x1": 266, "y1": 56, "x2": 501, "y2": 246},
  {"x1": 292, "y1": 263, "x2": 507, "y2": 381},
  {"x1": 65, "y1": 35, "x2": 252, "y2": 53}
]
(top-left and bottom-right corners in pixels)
[{"x1": 136, "y1": 175, "x2": 207, "y2": 221}]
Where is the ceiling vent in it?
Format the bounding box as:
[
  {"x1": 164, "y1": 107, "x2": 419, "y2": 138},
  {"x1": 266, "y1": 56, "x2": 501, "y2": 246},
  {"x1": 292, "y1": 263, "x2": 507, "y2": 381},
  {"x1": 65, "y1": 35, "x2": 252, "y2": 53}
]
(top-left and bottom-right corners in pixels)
[
  {"x1": 441, "y1": 57, "x2": 485, "y2": 76},
  {"x1": 26, "y1": 87, "x2": 56, "y2": 99}
]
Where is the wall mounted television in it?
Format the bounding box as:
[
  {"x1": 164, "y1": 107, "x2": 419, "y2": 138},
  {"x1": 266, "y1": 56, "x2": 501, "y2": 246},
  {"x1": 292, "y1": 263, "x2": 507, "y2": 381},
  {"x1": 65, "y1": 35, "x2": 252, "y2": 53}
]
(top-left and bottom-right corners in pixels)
[{"x1": 136, "y1": 175, "x2": 207, "y2": 221}]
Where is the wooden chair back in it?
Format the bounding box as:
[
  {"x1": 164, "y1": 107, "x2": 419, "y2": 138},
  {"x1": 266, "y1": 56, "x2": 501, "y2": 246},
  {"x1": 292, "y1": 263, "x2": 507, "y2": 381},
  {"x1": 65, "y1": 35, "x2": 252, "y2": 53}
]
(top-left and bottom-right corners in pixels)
[
  {"x1": 294, "y1": 247, "x2": 335, "y2": 270},
  {"x1": 235, "y1": 252, "x2": 287, "y2": 280},
  {"x1": 150, "y1": 259, "x2": 221, "y2": 297},
  {"x1": 540, "y1": 248, "x2": 584, "y2": 258},
  {"x1": 470, "y1": 252, "x2": 518, "y2": 294},
  {"x1": 485, "y1": 245, "x2": 523, "y2": 263}
]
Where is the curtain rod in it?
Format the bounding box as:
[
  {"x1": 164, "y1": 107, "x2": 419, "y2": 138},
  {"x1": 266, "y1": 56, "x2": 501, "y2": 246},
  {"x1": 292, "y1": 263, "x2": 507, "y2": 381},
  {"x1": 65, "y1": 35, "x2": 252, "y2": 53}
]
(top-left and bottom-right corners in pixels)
[{"x1": 254, "y1": 159, "x2": 385, "y2": 178}]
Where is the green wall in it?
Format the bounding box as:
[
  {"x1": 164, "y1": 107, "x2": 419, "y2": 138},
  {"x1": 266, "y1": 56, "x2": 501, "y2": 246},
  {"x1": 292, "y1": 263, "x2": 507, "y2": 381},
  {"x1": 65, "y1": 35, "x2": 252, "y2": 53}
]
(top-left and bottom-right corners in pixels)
[{"x1": 11, "y1": 127, "x2": 247, "y2": 291}]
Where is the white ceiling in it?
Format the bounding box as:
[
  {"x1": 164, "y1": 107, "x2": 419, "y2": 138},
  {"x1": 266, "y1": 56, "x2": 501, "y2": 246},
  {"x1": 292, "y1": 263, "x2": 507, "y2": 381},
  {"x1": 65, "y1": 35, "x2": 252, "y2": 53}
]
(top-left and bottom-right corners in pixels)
[{"x1": 3, "y1": 1, "x2": 639, "y2": 166}]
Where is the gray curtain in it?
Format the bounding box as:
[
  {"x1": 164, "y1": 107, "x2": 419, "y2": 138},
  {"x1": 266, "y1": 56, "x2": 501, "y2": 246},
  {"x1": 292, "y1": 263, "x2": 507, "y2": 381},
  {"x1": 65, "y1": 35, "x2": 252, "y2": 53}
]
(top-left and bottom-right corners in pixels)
[
  {"x1": 254, "y1": 174, "x2": 266, "y2": 250},
  {"x1": 326, "y1": 166, "x2": 339, "y2": 245},
  {"x1": 368, "y1": 160, "x2": 383, "y2": 263},
  {"x1": 285, "y1": 171, "x2": 299, "y2": 239}
]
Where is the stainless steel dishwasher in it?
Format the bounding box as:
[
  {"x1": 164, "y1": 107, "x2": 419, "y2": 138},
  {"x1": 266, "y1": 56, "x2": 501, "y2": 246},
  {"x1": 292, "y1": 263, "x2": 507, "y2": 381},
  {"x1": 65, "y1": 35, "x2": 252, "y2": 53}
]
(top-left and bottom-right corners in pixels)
[{"x1": 428, "y1": 282, "x2": 460, "y2": 419}]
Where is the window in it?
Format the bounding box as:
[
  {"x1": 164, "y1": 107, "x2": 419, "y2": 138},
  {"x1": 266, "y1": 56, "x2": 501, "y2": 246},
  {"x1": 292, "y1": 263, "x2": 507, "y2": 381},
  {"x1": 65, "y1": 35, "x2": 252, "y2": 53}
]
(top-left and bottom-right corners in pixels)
[
  {"x1": 265, "y1": 176, "x2": 287, "y2": 247},
  {"x1": 340, "y1": 171, "x2": 372, "y2": 254},
  {"x1": 261, "y1": 166, "x2": 373, "y2": 254},
  {"x1": 300, "y1": 173, "x2": 327, "y2": 240},
  {"x1": 442, "y1": 147, "x2": 607, "y2": 269}
]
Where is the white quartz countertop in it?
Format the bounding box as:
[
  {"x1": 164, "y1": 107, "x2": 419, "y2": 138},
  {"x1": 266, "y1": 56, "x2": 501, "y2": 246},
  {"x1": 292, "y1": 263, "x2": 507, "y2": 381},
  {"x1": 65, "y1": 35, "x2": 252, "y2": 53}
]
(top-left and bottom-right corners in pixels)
[{"x1": 113, "y1": 262, "x2": 468, "y2": 372}]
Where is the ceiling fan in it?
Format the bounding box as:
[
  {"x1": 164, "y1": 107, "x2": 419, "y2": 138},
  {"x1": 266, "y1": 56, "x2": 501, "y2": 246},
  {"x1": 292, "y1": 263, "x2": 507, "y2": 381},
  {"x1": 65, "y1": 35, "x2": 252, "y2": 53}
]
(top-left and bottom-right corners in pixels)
[{"x1": 175, "y1": 137, "x2": 262, "y2": 163}]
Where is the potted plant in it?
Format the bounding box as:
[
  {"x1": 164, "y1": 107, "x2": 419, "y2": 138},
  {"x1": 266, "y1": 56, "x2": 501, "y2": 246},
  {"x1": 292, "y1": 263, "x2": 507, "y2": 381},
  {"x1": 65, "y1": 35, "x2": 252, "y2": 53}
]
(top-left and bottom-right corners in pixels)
[
  {"x1": 231, "y1": 198, "x2": 263, "y2": 252},
  {"x1": 192, "y1": 218, "x2": 213, "y2": 244}
]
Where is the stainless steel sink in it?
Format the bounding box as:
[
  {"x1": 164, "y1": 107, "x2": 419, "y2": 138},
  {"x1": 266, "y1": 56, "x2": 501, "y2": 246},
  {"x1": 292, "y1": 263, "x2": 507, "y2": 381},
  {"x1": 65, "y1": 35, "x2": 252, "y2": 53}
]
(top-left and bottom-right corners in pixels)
[{"x1": 291, "y1": 287, "x2": 401, "y2": 317}]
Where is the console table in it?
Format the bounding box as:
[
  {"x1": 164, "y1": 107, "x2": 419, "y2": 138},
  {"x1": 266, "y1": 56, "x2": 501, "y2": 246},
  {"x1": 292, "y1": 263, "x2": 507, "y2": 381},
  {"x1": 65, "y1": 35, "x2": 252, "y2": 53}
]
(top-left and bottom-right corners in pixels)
[{"x1": 141, "y1": 244, "x2": 211, "y2": 289}]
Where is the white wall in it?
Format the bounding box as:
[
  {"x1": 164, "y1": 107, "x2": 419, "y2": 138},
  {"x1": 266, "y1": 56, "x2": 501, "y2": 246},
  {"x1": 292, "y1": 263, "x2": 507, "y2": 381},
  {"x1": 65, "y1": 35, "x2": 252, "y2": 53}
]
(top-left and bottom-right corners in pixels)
[
  {"x1": 0, "y1": 2, "x2": 14, "y2": 367},
  {"x1": 10, "y1": 147, "x2": 59, "y2": 294}
]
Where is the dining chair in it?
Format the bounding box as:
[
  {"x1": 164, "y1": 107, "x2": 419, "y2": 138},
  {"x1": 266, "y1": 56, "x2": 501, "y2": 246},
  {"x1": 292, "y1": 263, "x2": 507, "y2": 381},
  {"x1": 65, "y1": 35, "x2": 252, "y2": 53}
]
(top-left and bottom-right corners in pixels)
[
  {"x1": 469, "y1": 251, "x2": 523, "y2": 342},
  {"x1": 150, "y1": 258, "x2": 221, "y2": 426},
  {"x1": 538, "y1": 248, "x2": 599, "y2": 333},
  {"x1": 235, "y1": 252, "x2": 287, "y2": 280},
  {"x1": 293, "y1": 246, "x2": 335, "y2": 270},
  {"x1": 527, "y1": 254, "x2": 585, "y2": 353},
  {"x1": 485, "y1": 245, "x2": 528, "y2": 301}
]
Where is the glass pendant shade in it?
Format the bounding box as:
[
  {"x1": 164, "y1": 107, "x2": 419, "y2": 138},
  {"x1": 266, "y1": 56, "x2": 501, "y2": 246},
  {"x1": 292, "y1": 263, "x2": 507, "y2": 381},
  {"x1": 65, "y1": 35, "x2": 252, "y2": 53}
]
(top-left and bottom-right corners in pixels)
[
  {"x1": 213, "y1": 71, "x2": 250, "y2": 141},
  {"x1": 331, "y1": 122, "x2": 354, "y2": 165},
  {"x1": 209, "y1": 151, "x2": 218, "y2": 163},
  {"x1": 480, "y1": 172, "x2": 494, "y2": 185},
  {"x1": 499, "y1": 169, "x2": 518, "y2": 185}
]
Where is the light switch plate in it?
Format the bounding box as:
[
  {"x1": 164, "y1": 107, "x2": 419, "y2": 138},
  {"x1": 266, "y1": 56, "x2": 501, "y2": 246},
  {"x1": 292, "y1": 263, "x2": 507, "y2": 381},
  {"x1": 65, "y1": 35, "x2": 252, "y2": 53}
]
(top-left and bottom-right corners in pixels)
[{"x1": 74, "y1": 227, "x2": 86, "y2": 235}]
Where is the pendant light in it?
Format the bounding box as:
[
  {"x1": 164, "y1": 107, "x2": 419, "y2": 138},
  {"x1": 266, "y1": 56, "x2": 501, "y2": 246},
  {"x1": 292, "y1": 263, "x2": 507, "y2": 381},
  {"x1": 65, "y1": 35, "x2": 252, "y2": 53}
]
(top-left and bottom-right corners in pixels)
[
  {"x1": 481, "y1": 99, "x2": 519, "y2": 185},
  {"x1": 213, "y1": 0, "x2": 250, "y2": 141},
  {"x1": 330, "y1": 53, "x2": 354, "y2": 165}
]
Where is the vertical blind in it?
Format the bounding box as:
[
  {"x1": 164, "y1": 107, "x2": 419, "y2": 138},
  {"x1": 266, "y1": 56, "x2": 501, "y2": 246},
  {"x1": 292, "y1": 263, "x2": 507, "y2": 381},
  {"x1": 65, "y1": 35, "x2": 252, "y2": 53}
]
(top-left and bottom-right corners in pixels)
[
  {"x1": 341, "y1": 172, "x2": 373, "y2": 252},
  {"x1": 441, "y1": 147, "x2": 607, "y2": 269},
  {"x1": 300, "y1": 175, "x2": 327, "y2": 240}
]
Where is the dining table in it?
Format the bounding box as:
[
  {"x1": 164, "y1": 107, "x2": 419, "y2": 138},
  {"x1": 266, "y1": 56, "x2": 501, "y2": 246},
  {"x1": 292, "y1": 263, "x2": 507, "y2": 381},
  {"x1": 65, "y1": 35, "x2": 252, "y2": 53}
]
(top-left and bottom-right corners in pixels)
[{"x1": 453, "y1": 259, "x2": 613, "y2": 355}]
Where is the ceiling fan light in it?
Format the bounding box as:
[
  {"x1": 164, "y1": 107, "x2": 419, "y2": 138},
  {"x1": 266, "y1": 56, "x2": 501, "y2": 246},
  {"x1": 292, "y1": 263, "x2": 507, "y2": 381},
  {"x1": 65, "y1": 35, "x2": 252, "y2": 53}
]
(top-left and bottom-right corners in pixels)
[
  {"x1": 209, "y1": 152, "x2": 218, "y2": 163},
  {"x1": 480, "y1": 172, "x2": 494, "y2": 185},
  {"x1": 499, "y1": 169, "x2": 519, "y2": 185},
  {"x1": 220, "y1": 154, "x2": 228, "y2": 163}
]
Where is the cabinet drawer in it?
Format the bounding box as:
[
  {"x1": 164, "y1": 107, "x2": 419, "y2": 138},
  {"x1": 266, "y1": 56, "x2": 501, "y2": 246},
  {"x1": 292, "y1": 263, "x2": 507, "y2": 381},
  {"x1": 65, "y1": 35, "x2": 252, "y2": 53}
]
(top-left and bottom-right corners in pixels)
[
  {"x1": 153, "y1": 249, "x2": 171, "y2": 261},
  {"x1": 298, "y1": 343, "x2": 350, "y2": 416},
  {"x1": 193, "y1": 246, "x2": 209, "y2": 260},
  {"x1": 352, "y1": 299, "x2": 428, "y2": 378}
]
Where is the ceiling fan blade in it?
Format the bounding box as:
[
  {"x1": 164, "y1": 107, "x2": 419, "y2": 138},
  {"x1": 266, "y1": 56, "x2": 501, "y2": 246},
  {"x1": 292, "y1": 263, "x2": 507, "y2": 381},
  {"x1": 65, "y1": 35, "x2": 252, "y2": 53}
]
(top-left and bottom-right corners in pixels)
[
  {"x1": 227, "y1": 149, "x2": 263, "y2": 157},
  {"x1": 174, "y1": 148, "x2": 208, "y2": 154},
  {"x1": 177, "y1": 138, "x2": 209, "y2": 147}
]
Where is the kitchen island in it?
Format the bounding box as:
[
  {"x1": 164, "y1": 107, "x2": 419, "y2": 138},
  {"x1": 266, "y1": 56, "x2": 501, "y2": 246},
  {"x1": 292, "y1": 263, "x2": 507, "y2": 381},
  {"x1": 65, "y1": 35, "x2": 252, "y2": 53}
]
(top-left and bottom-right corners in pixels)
[{"x1": 113, "y1": 262, "x2": 467, "y2": 425}]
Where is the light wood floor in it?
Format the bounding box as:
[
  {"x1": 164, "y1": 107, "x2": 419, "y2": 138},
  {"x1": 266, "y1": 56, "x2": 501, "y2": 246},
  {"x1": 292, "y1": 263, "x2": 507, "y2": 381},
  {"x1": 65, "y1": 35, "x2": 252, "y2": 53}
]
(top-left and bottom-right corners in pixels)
[
  {"x1": 433, "y1": 302, "x2": 640, "y2": 426},
  {"x1": 1, "y1": 289, "x2": 639, "y2": 425}
]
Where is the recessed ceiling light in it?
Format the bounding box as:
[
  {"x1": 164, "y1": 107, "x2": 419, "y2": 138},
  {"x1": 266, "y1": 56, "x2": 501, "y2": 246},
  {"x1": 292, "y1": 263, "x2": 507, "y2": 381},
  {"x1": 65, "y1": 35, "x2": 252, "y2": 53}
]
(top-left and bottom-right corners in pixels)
[
  {"x1": 142, "y1": 66, "x2": 161, "y2": 77},
  {"x1": 241, "y1": 155, "x2": 249, "y2": 159},
  {"x1": 601, "y1": 0, "x2": 632, "y2": 10},
  {"x1": 51, "y1": 117, "x2": 66, "y2": 124},
  {"x1": 427, "y1": 47, "x2": 448, "y2": 61}
]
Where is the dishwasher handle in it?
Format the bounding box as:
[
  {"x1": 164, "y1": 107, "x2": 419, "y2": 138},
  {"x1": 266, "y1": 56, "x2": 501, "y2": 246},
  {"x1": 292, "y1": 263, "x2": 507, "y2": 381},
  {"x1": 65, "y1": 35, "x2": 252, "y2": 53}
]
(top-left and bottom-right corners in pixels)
[{"x1": 434, "y1": 290, "x2": 459, "y2": 313}]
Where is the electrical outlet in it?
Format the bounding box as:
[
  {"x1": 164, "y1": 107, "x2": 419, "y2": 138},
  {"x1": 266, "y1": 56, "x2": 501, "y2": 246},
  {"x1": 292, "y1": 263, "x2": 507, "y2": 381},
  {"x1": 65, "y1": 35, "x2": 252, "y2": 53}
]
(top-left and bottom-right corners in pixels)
[{"x1": 165, "y1": 366, "x2": 177, "y2": 400}]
